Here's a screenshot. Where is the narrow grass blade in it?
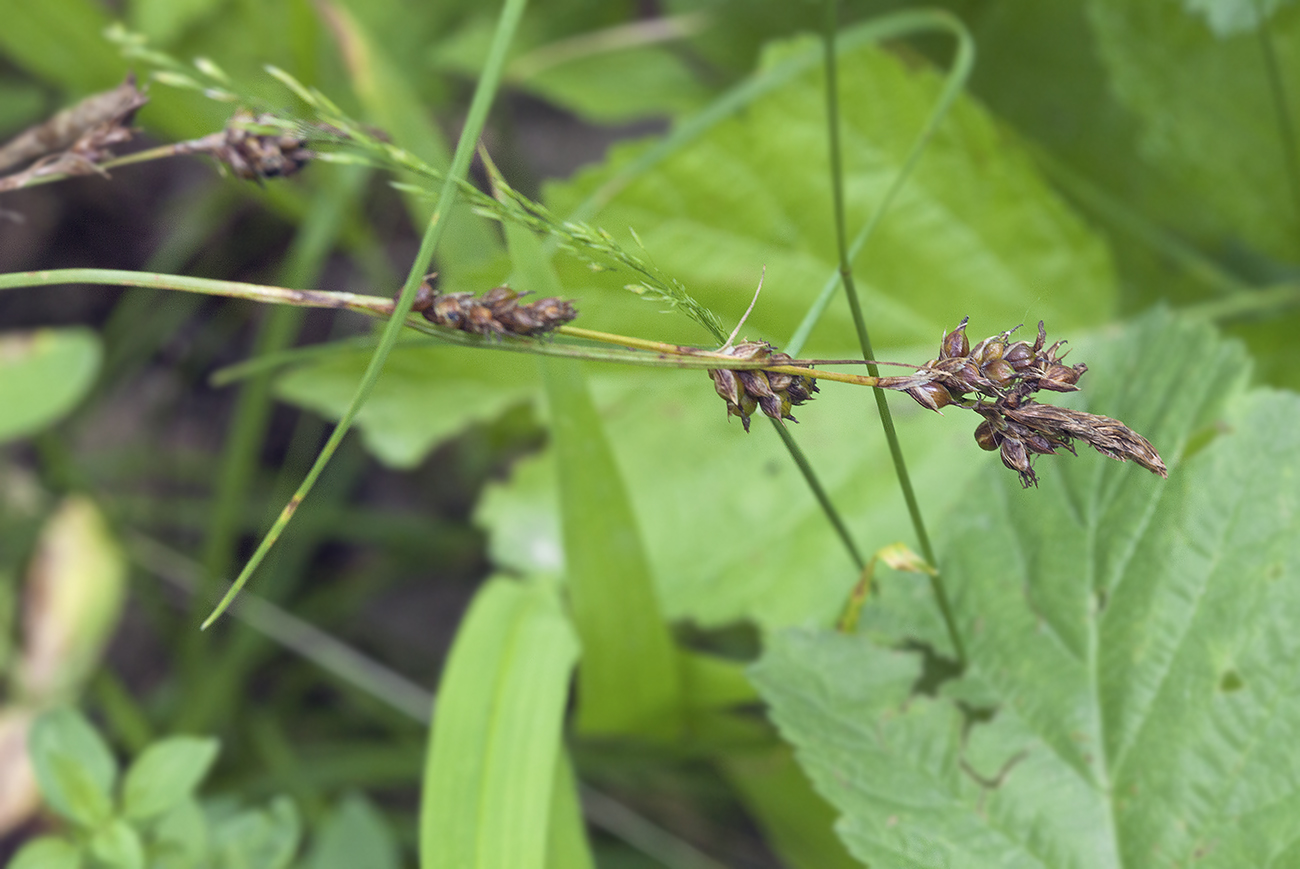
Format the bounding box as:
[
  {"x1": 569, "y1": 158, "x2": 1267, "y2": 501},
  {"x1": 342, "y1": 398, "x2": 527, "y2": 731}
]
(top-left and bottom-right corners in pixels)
[
  {"x1": 419, "y1": 577, "x2": 580, "y2": 869},
  {"x1": 317, "y1": 0, "x2": 502, "y2": 271},
  {"x1": 199, "y1": 0, "x2": 529, "y2": 628},
  {"x1": 505, "y1": 219, "x2": 683, "y2": 738},
  {"x1": 543, "y1": 355, "x2": 683, "y2": 738}
]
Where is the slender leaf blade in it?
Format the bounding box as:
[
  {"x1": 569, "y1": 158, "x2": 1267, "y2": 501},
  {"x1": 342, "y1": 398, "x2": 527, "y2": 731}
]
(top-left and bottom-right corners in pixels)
[
  {"x1": 542, "y1": 358, "x2": 683, "y2": 738},
  {"x1": 420, "y1": 577, "x2": 580, "y2": 869}
]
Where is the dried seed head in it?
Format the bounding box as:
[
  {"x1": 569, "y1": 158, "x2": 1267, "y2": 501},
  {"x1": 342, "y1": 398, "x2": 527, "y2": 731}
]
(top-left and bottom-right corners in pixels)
[
  {"x1": 998, "y1": 436, "x2": 1037, "y2": 488},
  {"x1": 708, "y1": 342, "x2": 817, "y2": 430},
  {"x1": 940, "y1": 317, "x2": 970, "y2": 359},
  {"x1": 419, "y1": 284, "x2": 578, "y2": 337},
  {"x1": 1003, "y1": 401, "x2": 1167, "y2": 478},
  {"x1": 974, "y1": 420, "x2": 999, "y2": 451},
  {"x1": 907, "y1": 381, "x2": 959, "y2": 413},
  {"x1": 208, "y1": 110, "x2": 313, "y2": 181}
]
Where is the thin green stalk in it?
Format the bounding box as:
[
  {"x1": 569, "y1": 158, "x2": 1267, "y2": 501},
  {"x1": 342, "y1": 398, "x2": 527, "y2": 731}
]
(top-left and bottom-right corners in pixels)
[
  {"x1": 786, "y1": 9, "x2": 974, "y2": 357},
  {"x1": 1255, "y1": 0, "x2": 1300, "y2": 243},
  {"x1": 769, "y1": 419, "x2": 864, "y2": 571},
  {"x1": 0, "y1": 267, "x2": 391, "y2": 313},
  {"x1": 200, "y1": 0, "x2": 528, "y2": 628},
  {"x1": 821, "y1": 0, "x2": 964, "y2": 665},
  {"x1": 180, "y1": 166, "x2": 372, "y2": 717}
]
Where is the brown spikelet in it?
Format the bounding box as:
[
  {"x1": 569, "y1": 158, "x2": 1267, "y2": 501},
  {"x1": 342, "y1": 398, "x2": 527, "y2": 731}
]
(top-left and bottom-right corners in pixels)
[
  {"x1": 707, "y1": 341, "x2": 818, "y2": 431},
  {"x1": 417, "y1": 279, "x2": 577, "y2": 337},
  {"x1": 202, "y1": 110, "x2": 314, "y2": 181}
]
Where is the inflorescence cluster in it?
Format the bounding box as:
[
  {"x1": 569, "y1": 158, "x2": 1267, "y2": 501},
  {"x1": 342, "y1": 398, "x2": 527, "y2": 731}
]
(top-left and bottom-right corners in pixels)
[
  {"x1": 706, "y1": 317, "x2": 1166, "y2": 488},
  {"x1": 881, "y1": 318, "x2": 1166, "y2": 487},
  {"x1": 410, "y1": 278, "x2": 578, "y2": 338}
]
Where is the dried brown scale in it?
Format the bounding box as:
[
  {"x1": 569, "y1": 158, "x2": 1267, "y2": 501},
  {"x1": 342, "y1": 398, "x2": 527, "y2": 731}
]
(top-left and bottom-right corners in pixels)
[
  {"x1": 416, "y1": 279, "x2": 578, "y2": 338},
  {"x1": 177, "y1": 110, "x2": 314, "y2": 182},
  {"x1": 803, "y1": 316, "x2": 1164, "y2": 487},
  {"x1": 0, "y1": 76, "x2": 147, "y2": 173},
  {"x1": 707, "y1": 341, "x2": 819, "y2": 432}
]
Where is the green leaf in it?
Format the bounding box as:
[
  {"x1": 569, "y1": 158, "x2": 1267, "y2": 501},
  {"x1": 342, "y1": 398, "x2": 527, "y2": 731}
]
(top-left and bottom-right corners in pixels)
[
  {"x1": 273, "y1": 343, "x2": 539, "y2": 469},
  {"x1": 323, "y1": 2, "x2": 502, "y2": 274},
  {"x1": 9, "y1": 836, "x2": 84, "y2": 869},
  {"x1": 543, "y1": 34, "x2": 1116, "y2": 351},
  {"x1": 151, "y1": 798, "x2": 210, "y2": 868},
  {"x1": 0, "y1": 329, "x2": 101, "y2": 444},
  {"x1": 501, "y1": 212, "x2": 683, "y2": 738},
  {"x1": 420, "y1": 577, "x2": 580, "y2": 869},
  {"x1": 304, "y1": 793, "x2": 400, "y2": 869},
  {"x1": 517, "y1": 45, "x2": 712, "y2": 123},
  {"x1": 28, "y1": 707, "x2": 118, "y2": 828},
  {"x1": 1087, "y1": 0, "x2": 1300, "y2": 260},
  {"x1": 542, "y1": 358, "x2": 683, "y2": 737},
  {"x1": 0, "y1": 0, "x2": 122, "y2": 91},
  {"x1": 88, "y1": 819, "x2": 145, "y2": 869},
  {"x1": 129, "y1": 0, "x2": 222, "y2": 43},
  {"x1": 753, "y1": 312, "x2": 1300, "y2": 867},
  {"x1": 544, "y1": 750, "x2": 595, "y2": 869},
  {"x1": 121, "y1": 736, "x2": 220, "y2": 822},
  {"x1": 210, "y1": 797, "x2": 301, "y2": 869}
]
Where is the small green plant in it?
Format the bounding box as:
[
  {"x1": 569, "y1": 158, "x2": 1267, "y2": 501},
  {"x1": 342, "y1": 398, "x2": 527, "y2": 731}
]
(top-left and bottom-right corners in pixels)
[
  {"x1": 12, "y1": 708, "x2": 400, "y2": 869},
  {"x1": 13, "y1": 707, "x2": 285, "y2": 869}
]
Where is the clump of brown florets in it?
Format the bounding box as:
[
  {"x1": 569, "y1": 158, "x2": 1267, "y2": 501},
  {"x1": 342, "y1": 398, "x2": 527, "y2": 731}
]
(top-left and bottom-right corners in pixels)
[
  {"x1": 897, "y1": 318, "x2": 1088, "y2": 412},
  {"x1": 886, "y1": 318, "x2": 1166, "y2": 488},
  {"x1": 411, "y1": 277, "x2": 577, "y2": 337},
  {"x1": 180, "y1": 109, "x2": 314, "y2": 181},
  {"x1": 708, "y1": 341, "x2": 818, "y2": 432}
]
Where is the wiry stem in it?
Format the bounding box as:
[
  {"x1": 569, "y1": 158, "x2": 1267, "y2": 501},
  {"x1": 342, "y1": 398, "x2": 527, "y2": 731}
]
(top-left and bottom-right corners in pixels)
[{"x1": 820, "y1": 0, "x2": 965, "y2": 665}]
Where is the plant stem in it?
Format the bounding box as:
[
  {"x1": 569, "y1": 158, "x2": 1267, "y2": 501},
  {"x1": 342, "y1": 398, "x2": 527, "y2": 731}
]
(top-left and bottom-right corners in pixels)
[
  {"x1": 0, "y1": 267, "x2": 392, "y2": 313},
  {"x1": 770, "y1": 419, "x2": 864, "y2": 570},
  {"x1": 820, "y1": 0, "x2": 964, "y2": 665}
]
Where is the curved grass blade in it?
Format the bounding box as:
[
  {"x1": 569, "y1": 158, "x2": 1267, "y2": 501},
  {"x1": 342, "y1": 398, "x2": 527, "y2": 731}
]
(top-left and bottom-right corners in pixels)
[{"x1": 200, "y1": 0, "x2": 529, "y2": 628}]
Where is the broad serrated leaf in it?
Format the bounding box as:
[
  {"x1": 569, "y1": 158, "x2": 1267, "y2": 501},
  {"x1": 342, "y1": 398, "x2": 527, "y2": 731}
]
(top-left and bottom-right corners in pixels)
[
  {"x1": 543, "y1": 34, "x2": 1116, "y2": 351},
  {"x1": 752, "y1": 312, "x2": 1300, "y2": 867},
  {"x1": 121, "y1": 736, "x2": 220, "y2": 822},
  {"x1": 27, "y1": 708, "x2": 117, "y2": 828},
  {"x1": 0, "y1": 329, "x2": 101, "y2": 445}
]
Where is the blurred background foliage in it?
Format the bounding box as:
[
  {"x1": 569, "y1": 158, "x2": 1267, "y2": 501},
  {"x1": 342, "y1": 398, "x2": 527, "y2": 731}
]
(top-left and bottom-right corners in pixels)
[{"x1": 1, "y1": 0, "x2": 1298, "y2": 866}]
